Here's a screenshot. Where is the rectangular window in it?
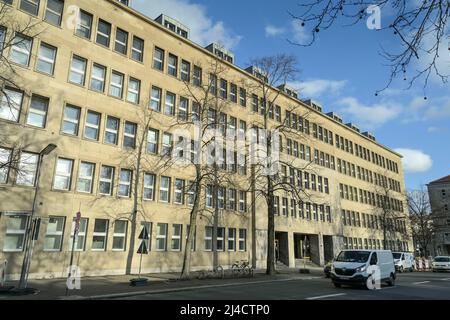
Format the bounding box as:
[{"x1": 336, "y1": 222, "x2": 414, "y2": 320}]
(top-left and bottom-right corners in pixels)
[
  {"x1": 178, "y1": 96, "x2": 188, "y2": 121},
  {"x1": 186, "y1": 181, "x2": 196, "y2": 206},
  {"x1": 114, "y1": 28, "x2": 128, "y2": 55},
  {"x1": 109, "y1": 71, "x2": 124, "y2": 98},
  {"x1": 206, "y1": 185, "x2": 213, "y2": 208},
  {"x1": 127, "y1": 77, "x2": 140, "y2": 104},
  {"x1": 150, "y1": 86, "x2": 162, "y2": 112},
  {"x1": 90, "y1": 63, "x2": 106, "y2": 92},
  {"x1": 159, "y1": 176, "x2": 171, "y2": 203},
  {"x1": 123, "y1": 121, "x2": 137, "y2": 149},
  {"x1": 239, "y1": 191, "x2": 247, "y2": 213},
  {"x1": 164, "y1": 92, "x2": 175, "y2": 116},
  {"x1": 0, "y1": 27, "x2": 5, "y2": 54},
  {"x1": 112, "y1": 220, "x2": 127, "y2": 251},
  {"x1": 131, "y1": 36, "x2": 144, "y2": 62},
  {"x1": 69, "y1": 55, "x2": 87, "y2": 85},
  {"x1": 0, "y1": 148, "x2": 11, "y2": 184},
  {"x1": 239, "y1": 88, "x2": 246, "y2": 107},
  {"x1": 228, "y1": 228, "x2": 236, "y2": 251},
  {"x1": 0, "y1": 88, "x2": 23, "y2": 122},
  {"x1": 76, "y1": 162, "x2": 95, "y2": 193},
  {"x1": 104, "y1": 116, "x2": 119, "y2": 145},
  {"x1": 168, "y1": 53, "x2": 178, "y2": 77},
  {"x1": 217, "y1": 227, "x2": 225, "y2": 251},
  {"x1": 44, "y1": 216, "x2": 65, "y2": 251},
  {"x1": 227, "y1": 189, "x2": 236, "y2": 211},
  {"x1": 147, "y1": 128, "x2": 159, "y2": 154},
  {"x1": 156, "y1": 223, "x2": 168, "y2": 251},
  {"x1": 171, "y1": 224, "x2": 182, "y2": 251},
  {"x1": 99, "y1": 165, "x2": 114, "y2": 196},
  {"x1": 36, "y1": 42, "x2": 56, "y2": 75},
  {"x1": 84, "y1": 111, "x2": 101, "y2": 140},
  {"x1": 62, "y1": 104, "x2": 81, "y2": 135},
  {"x1": 209, "y1": 74, "x2": 217, "y2": 95},
  {"x1": 174, "y1": 178, "x2": 185, "y2": 204},
  {"x1": 69, "y1": 217, "x2": 88, "y2": 251},
  {"x1": 143, "y1": 173, "x2": 155, "y2": 201},
  {"x1": 76, "y1": 10, "x2": 93, "y2": 39},
  {"x1": 10, "y1": 34, "x2": 32, "y2": 66},
  {"x1": 204, "y1": 226, "x2": 213, "y2": 251},
  {"x1": 162, "y1": 133, "x2": 173, "y2": 156},
  {"x1": 239, "y1": 229, "x2": 247, "y2": 252},
  {"x1": 16, "y1": 152, "x2": 38, "y2": 186},
  {"x1": 96, "y1": 19, "x2": 111, "y2": 47},
  {"x1": 193, "y1": 65, "x2": 202, "y2": 86},
  {"x1": 3, "y1": 214, "x2": 28, "y2": 252},
  {"x1": 181, "y1": 60, "x2": 190, "y2": 82},
  {"x1": 118, "y1": 169, "x2": 132, "y2": 197},
  {"x1": 20, "y1": 0, "x2": 40, "y2": 16},
  {"x1": 153, "y1": 47, "x2": 164, "y2": 71},
  {"x1": 92, "y1": 219, "x2": 108, "y2": 251},
  {"x1": 53, "y1": 158, "x2": 73, "y2": 191},
  {"x1": 230, "y1": 83, "x2": 237, "y2": 103},
  {"x1": 26, "y1": 95, "x2": 48, "y2": 128},
  {"x1": 44, "y1": 0, "x2": 64, "y2": 26}
]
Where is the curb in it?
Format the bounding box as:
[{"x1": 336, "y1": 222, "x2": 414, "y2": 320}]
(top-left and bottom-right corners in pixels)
[{"x1": 61, "y1": 276, "x2": 322, "y2": 300}]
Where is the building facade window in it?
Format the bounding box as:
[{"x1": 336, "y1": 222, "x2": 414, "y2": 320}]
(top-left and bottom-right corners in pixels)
[
  {"x1": 112, "y1": 220, "x2": 128, "y2": 251},
  {"x1": 181, "y1": 60, "x2": 190, "y2": 82},
  {"x1": 3, "y1": 214, "x2": 28, "y2": 252},
  {"x1": 0, "y1": 148, "x2": 12, "y2": 184},
  {"x1": 104, "y1": 116, "x2": 119, "y2": 145},
  {"x1": 156, "y1": 223, "x2": 168, "y2": 251},
  {"x1": 174, "y1": 178, "x2": 185, "y2": 204},
  {"x1": 90, "y1": 63, "x2": 106, "y2": 92},
  {"x1": 164, "y1": 92, "x2": 175, "y2": 116},
  {"x1": 228, "y1": 228, "x2": 236, "y2": 251},
  {"x1": 143, "y1": 173, "x2": 155, "y2": 201},
  {"x1": 44, "y1": 216, "x2": 65, "y2": 251},
  {"x1": 127, "y1": 77, "x2": 140, "y2": 104},
  {"x1": 167, "y1": 53, "x2": 178, "y2": 77},
  {"x1": 153, "y1": 47, "x2": 164, "y2": 71},
  {"x1": 0, "y1": 88, "x2": 23, "y2": 122},
  {"x1": 109, "y1": 71, "x2": 124, "y2": 98},
  {"x1": 76, "y1": 10, "x2": 93, "y2": 39},
  {"x1": 76, "y1": 162, "x2": 95, "y2": 193},
  {"x1": 150, "y1": 86, "x2": 162, "y2": 112},
  {"x1": 217, "y1": 227, "x2": 225, "y2": 251},
  {"x1": 123, "y1": 121, "x2": 137, "y2": 149},
  {"x1": 84, "y1": 111, "x2": 101, "y2": 140},
  {"x1": 118, "y1": 169, "x2": 132, "y2": 197},
  {"x1": 69, "y1": 217, "x2": 88, "y2": 251},
  {"x1": 36, "y1": 43, "x2": 57, "y2": 75},
  {"x1": 69, "y1": 55, "x2": 87, "y2": 85},
  {"x1": 147, "y1": 128, "x2": 159, "y2": 154},
  {"x1": 114, "y1": 28, "x2": 128, "y2": 55},
  {"x1": 10, "y1": 34, "x2": 32, "y2": 66},
  {"x1": 44, "y1": 0, "x2": 64, "y2": 26},
  {"x1": 204, "y1": 226, "x2": 212, "y2": 251},
  {"x1": 131, "y1": 36, "x2": 144, "y2": 62},
  {"x1": 16, "y1": 152, "x2": 38, "y2": 186},
  {"x1": 62, "y1": 104, "x2": 81, "y2": 135},
  {"x1": 99, "y1": 165, "x2": 114, "y2": 196},
  {"x1": 193, "y1": 65, "x2": 202, "y2": 86},
  {"x1": 92, "y1": 219, "x2": 108, "y2": 251},
  {"x1": 159, "y1": 176, "x2": 171, "y2": 203},
  {"x1": 26, "y1": 95, "x2": 48, "y2": 128},
  {"x1": 239, "y1": 229, "x2": 247, "y2": 251},
  {"x1": 96, "y1": 19, "x2": 111, "y2": 47},
  {"x1": 53, "y1": 158, "x2": 73, "y2": 191},
  {"x1": 171, "y1": 224, "x2": 182, "y2": 251}
]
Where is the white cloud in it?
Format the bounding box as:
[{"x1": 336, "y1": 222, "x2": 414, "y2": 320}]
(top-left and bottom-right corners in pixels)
[
  {"x1": 291, "y1": 20, "x2": 311, "y2": 44},
  {"x1": 288, "y1": 79, "x2": 347, "y2": 98},
  {"x1": 265, "y1": 25, "x2": 285, "y2": 37},
  {"x1": 394, "y1": 148, "x2": 433, "y2": 173},
  {"x1": 337, "y1": 97, "x2": 402, "y2": 129},
  {"x1": 133, "y1": 0, "x2": 242, "y2": 49}
]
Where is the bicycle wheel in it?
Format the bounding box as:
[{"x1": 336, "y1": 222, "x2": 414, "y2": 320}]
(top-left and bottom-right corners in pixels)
[
  {"x1": 231, "y1": 264, "x2": 240, "y2": 276},
  {"x1": 243, "y1": 265, "x2": 251, "y2": 276}
]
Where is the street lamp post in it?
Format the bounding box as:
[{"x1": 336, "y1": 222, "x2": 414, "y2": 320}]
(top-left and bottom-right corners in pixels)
[{"x1": 18, "y1": 144, "x2": 57, "y2": 290}]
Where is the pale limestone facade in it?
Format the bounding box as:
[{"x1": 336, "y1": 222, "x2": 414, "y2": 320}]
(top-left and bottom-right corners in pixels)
[{"x1": 0, "y1": 0, "x2": 412, "y2": 280}]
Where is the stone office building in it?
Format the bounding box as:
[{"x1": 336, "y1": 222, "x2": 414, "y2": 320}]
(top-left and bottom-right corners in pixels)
[
  {"x1": 0, "y1": 0, "x2": 412, "y2": 279},
  {"x1": 428, "y1": 175, "x2": 450, "y2": 256}
]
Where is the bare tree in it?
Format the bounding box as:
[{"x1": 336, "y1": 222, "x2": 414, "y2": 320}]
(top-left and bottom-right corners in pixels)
[
  {"x1": 0, "y1": 3, "x2": 42, "y2": 169},
  {"x1": 289, "y1": 0, "x2": 449, "y2": 93},
  {"x1": 408, "y1": 188, "x2": 433, "y2": 257},
  {"x1": 246, "y1": 54, "x2": 316, "y2": 275}
]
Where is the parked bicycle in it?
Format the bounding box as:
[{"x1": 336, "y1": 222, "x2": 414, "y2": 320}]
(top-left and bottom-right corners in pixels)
[
  {"x1": 198, "y1": 265, "x2": 224, "y2": 280},
  {"x1": 231, "y1": 260, "x2": 253, "y2": 277}
]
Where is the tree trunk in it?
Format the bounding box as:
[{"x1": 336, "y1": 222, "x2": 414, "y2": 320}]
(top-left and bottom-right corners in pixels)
[
  {"x1": 180, "y1": 167, "x2": 201, "y2": 279},
  {"x1": 266, "y1": 177, "x2": 276, "y2": 275}
]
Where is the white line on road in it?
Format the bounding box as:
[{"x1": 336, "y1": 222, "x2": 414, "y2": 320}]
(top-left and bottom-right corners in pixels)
[
  {"x1": 306, "y1": 293, "x2": 347, "y2": 300},
  {"x1": 440, "y1": 278, "x2": 450, "y2": 281},
  {"x1": 413, "y1": 281, "x2": 431, "y2": 285}
]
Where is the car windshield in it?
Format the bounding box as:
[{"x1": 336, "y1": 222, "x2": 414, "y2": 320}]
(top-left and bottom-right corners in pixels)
[
  {"x1": 336, "y1": 251, "x2": 371, "y2": 263},
  {"x1": 434, "y1": 257, "x2": 450, "y2": 262},
  {"x1": 392, "y1": 253, "x2": 402, "y2": 259}
]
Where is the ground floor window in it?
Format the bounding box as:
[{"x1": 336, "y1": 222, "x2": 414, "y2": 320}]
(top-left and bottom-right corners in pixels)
[
  {"x1": 239, "y1": 229, "x2": 247, "y2": 252},
  {"x1": 92, "y1": 219, "x2": 108, "y2": 251},
  {"x1": 44, "y1": 216, "x2": 65, "y2": 252},
  {"x1": 3, "y1": 214, "x2": 29, "y2": 252},
  {"x1": 69, "y1": 217, "x2": 88, "y2": 251},
  {"x1": 112, "y1": 220, "x2": 128, "y2": 251},
  {"x1": 204, "y1": 226, "x2": 213, "y2": 251},
  {"x1": 156, "y1": 223, "x2": 168, "y2": 251}
]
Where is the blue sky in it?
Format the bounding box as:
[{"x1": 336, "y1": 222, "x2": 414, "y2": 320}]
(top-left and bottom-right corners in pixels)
[{"x1": 133, "y1": 0, "x2": 450, "y2": 190}]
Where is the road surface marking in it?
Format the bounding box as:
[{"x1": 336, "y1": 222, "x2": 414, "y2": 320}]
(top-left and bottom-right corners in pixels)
[
  {"x1": 440, "y1": 278, "x2": 450, "y2": 281},
  {"x1": 306, "y1": 293, "x2": 347, "y2": 300},
  {"x1": 413, "y1": 281, "x2": 431, "y2": 285}
]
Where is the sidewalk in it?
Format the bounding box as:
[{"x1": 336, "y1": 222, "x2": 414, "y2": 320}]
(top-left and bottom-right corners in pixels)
[{"x1": 0, "y1": 268, "x2": 323, "y2": 300}]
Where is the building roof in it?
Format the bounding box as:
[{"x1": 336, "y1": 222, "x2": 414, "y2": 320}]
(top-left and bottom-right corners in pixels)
[{"x1": 429, "y1": 174, "x2": 450, "y2": 185}]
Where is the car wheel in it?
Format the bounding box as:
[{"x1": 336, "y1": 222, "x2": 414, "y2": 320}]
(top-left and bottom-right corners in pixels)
[
  {"x1": 387, "y1": 274, "x2": 395, "y2": 287},
  {"x1": 333, "y1": 282, "x2": 341, "y2": 288},
  {"x1": 399, "y1": 266, "x2": 404, "y2": 273}
]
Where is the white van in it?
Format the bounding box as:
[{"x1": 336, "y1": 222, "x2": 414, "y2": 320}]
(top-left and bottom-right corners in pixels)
[
  {"x1": 331, "y1": 250, "x2": 396, "y2": 289},
  {"x1": 393, "y1": 252, "x2": 414, "y2": 272}
]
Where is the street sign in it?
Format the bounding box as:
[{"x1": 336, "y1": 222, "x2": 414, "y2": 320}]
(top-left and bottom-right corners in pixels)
[
  {"x1": 74, "y1": 212, "x2": 81, "y2": 233},
  {"x1": 138, "y1": 225, "x2": 149, "y2": 240},
  {"x1": 137, "y1": 241, "x2": 148, "y2": 254}
]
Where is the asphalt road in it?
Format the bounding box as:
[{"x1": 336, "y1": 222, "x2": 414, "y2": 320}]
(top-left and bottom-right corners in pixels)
[{"x1": 118, "y1": 272, "x2": 450, "y2": 300}]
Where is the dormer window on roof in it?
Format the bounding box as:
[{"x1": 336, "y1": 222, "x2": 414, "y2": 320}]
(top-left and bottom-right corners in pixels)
[
  {"x1": 155, "y1": 14, "x2": 190, "y2": 39},
  {"x1": 245, "y1": 66, "x2": 268, "y2": 83},
  {"x1": 326, "y1": 112, "x2": 343, "y2": 123},
  {"x1": 278, "y1": 84, "x2": 299, "y2": 99},
  {"x1": 346, "y1": 123, "x2": 361, "y2": 133},
  {"x1": 303, "y1": 99, "x2": 323, "y2": 113},
  {"x1": 117, "y1": 0, "x2": 131, "y2": 6},
  {"x1": 205, "y1": 43, "x2": 235, "y2": 64}
]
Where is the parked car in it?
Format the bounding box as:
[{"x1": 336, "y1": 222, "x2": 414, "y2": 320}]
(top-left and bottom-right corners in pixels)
[
  {"x1": 393, "y1": 252, "x2": 414, "y2": 272},
  {"x1": 330, "y1": 250, "x2": 396, "y2": 289},
  {"x1": 432, "y1": 256, "x2": 450, "y2": 272}
]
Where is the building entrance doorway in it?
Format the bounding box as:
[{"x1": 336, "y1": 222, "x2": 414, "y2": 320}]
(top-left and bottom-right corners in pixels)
[{"x1": 294, "y1": 234, "x2": 311, "y2": 259}]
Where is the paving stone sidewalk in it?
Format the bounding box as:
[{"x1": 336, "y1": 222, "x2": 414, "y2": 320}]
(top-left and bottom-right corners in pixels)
[{"x1": 0, "y1": 268, "x2": 323, "y2": 300}]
